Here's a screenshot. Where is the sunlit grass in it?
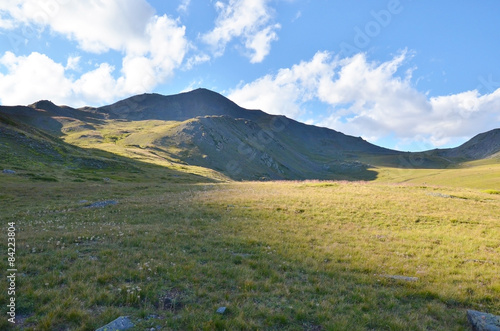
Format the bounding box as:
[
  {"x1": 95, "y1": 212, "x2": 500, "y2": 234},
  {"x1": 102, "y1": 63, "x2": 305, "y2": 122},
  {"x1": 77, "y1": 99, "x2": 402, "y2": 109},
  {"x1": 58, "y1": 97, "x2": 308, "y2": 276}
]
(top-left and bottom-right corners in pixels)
[
  {"x1": 1, "y1": 174, "x2": 498, "y2": 329},
  {"x1": 373, "y1": 158, "x2": 500, "y2": 190}
]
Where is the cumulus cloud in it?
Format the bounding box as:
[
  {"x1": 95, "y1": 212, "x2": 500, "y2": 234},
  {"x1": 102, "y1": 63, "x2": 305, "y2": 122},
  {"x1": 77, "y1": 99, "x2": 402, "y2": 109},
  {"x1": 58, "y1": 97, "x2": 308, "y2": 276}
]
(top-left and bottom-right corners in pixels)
[
  {"x1": 229, "y1": 51, "x2": 333, "y2": 117},
  {"x1": 0, "y1": 52, "x2": 74, "y2": 105},
  {"x1": 0, "y1": 0, "x2": 189, "y2": 106},
  {"x1": 202, "y1": 0, "x2": 280, "y2": 63},
  {"x1": 0, "y1": 52, "x2": 128, "y2": 106},
  {"x1": 1, "y1": 0, "x2": 155, "y2": 53},
  {"x1": 229, "y1": 50, "x2": 500, "y2": 148}
]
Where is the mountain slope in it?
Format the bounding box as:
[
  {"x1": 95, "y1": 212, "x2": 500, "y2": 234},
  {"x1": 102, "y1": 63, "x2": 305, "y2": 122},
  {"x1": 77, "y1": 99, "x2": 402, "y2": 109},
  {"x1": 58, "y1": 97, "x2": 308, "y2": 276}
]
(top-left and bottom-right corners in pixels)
[
  {"x1": 0, "y1": 110, "x2": 219, "y2": 183},
  {"x1": 436, "y1": 129, "x2": 500, "y2": 160},
  {"x1": 1, "y1": 88, "x2": 499, "y2": 181}
]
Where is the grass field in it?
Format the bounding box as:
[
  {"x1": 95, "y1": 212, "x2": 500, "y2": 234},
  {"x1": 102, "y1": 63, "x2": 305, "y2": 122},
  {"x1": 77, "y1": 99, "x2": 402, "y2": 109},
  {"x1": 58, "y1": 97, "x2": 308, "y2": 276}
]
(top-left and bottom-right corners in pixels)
[
  {"x1": 374, "y1": 158, "x2": 500, "y2": 190},
  {"x1": 1, "y1": 161, "x2": 499, "y2": 330}
]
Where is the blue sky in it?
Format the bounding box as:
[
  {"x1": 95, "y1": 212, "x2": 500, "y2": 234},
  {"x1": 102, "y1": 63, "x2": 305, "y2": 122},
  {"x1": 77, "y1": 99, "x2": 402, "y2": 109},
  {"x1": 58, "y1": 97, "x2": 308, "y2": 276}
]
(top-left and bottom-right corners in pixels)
[{"x1": 1, "y1": 0, "x2": 499, "y2": 151}]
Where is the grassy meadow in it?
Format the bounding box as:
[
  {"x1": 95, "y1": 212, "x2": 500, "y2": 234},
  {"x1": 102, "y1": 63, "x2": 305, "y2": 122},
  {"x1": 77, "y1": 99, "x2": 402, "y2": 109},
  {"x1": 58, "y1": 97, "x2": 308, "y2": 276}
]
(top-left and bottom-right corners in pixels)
[{"x1": 1, "y1": 160, "x2": 499, "y2": 330}]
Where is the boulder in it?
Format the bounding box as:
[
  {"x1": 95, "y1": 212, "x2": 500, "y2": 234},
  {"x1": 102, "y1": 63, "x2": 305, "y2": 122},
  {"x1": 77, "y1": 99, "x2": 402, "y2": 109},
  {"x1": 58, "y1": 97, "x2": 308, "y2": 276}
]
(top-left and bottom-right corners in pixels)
[{"x1": 467, "y1": 310, "x2": 500, "y2": 331}]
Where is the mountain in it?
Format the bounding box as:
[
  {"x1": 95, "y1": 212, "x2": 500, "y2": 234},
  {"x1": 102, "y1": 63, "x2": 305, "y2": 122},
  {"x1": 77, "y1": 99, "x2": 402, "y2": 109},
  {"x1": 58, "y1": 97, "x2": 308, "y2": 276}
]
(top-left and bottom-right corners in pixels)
[
  {"x1": 435, "y1": 129, "x2": 500, "y2": 160},
  {"x1": 98, "y1": 88, "x2": 265, "y2": 122},
  {"x1": 97, "y1": 89, "x2": 402, "y2": 180},
  {"x1": 1, "y1": 88, "x2": 499, "y2": 181}
]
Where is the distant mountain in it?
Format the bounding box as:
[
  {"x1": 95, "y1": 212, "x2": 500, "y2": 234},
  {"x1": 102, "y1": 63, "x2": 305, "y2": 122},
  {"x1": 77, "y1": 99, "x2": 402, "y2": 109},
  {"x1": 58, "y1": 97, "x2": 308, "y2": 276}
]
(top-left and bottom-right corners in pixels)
[
  {"x1": 1, "y1": 88, "x2": 499, "y2": 181},
  {"x1": 435, "y1": 129, "x2": 500, "y2": 160}
]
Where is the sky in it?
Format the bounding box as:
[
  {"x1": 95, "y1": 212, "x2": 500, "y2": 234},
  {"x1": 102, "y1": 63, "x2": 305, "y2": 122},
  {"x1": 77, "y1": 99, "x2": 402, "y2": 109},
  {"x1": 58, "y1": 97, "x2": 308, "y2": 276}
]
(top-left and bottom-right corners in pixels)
[{"x1": 1, "y1": 0, "x2": 500, "y2": 151}]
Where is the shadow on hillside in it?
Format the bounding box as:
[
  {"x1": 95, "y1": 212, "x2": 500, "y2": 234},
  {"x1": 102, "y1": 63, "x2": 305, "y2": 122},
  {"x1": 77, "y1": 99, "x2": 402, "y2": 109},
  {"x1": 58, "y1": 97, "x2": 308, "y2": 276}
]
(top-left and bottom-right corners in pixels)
[{"x1": 0, "y1": 123, "x2": 218, "y2": 184}]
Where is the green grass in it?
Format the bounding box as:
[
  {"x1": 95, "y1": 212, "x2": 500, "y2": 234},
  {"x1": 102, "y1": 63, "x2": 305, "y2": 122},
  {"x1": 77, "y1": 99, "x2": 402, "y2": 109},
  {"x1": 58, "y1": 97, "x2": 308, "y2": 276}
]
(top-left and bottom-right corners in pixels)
[
  {"x1": 1, "y1": 169, "x2": 499, "y2": 329},
  {"x1": 373, "y1": 158, "x2": 500, "y2": 190}
]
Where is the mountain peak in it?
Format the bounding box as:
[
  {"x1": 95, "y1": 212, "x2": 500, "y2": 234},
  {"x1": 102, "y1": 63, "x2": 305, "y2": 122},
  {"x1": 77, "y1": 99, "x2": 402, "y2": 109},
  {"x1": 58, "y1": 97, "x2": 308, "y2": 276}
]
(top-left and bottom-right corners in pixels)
[
  {"x1": 98, "y1": 88, "x2": 263, "y2": 121},
  {"x1": 29, "y1": 100, "x2": 59, "y2": 111}
]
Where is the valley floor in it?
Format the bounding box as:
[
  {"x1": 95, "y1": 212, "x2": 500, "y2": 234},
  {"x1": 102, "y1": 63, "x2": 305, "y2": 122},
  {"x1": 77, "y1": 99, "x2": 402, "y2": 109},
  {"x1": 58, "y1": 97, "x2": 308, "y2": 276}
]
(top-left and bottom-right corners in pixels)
[{"x1": 0, "y1": 164, "x2": 499, "y2": 330}]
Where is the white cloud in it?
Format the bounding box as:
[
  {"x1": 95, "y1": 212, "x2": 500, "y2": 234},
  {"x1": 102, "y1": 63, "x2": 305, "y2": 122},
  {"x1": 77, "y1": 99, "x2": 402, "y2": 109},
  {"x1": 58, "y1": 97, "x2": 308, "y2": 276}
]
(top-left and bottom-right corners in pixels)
[
  {"x1": 0, "y1": 14, "x2": 15, "y2": 29},
  {"x1": 0, "y1": 0, "x2": 189, "y2": 106},
  {"x1": 202, "y1": 0, "x2": 280, "y2": 63},
  {"x1": 184, "y1": 53, "x2": 211, "y2": 70},
  {"x1": 229, "y1": 50, "x2": 500, "y2": 149},
  {"x1": 65, "y1": 55, "x2": 80, "y2": 71},
  {"x1": 177, "y1": 0, "x2": 191, "y2": 13},
  {"x1": 245, "y1": 23, "x2": 280, "y2": 63},
  {"x1": 229, "y1": 51, "x2": 333, "y2": 117},
  {"x1": 1, "y1": 0, "x2": 155, "y2": 53},
  {"x1": 0, "y1": 51, "x2": 74, "y2": 105},
  {"x1": 73, "y1": 63, "x2": 120, "y2": 105}
]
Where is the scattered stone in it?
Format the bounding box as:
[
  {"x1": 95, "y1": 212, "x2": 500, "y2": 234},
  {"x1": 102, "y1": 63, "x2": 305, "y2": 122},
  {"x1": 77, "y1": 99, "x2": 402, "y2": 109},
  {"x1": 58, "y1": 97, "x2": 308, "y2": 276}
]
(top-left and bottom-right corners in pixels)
[
  {"x1": 103, "y1": 177, "x2": 111, "y2": 182},
  {"x1": 427, "y1": 192, "x2": 453, "y2": 198},
  {"x1": 467, "y1": 310, "x2": 500, "y2": 331},
  {"x1": 84, "y1": 200, "x2": 118, "y2": 208},
  {"x1": 378, "y1": 274, "x2": 418, "y2": 282},
  {"x1": 2, "y1": 169, "x2": 16, "y2": 174},
  {"x1": 216, "y1": 307, "x2": 227, "y2": 314},
  {"x1": 95, "y1": 316, "x2": 134, "y2": 331},
  {"x1": 79, "y1": 200, "x2": 89, "y2": 204}
]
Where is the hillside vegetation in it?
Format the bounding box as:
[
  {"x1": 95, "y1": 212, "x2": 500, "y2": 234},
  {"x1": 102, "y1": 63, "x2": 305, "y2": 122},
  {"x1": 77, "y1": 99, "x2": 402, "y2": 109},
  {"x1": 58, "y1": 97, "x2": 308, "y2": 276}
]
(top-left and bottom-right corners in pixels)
[{"x1": 1, "y1": 89, "x2": 499, "y2": 329}]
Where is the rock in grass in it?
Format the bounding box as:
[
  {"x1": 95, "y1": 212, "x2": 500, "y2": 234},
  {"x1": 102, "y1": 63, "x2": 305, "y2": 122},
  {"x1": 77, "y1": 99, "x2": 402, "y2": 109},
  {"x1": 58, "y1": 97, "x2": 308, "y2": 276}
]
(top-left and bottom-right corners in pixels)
[
  {"x1": 2, "y1": 169, "x2": 16, "y2": 174},
  {"x1": 84, "y1": 200, "x2": 118, "y2": 208},
  {"x1": 216, "y1": 307, "x2": 227, "y2": 314},
  {"x1": 467, "y1": 310, "x2": 500, "y2": 331},
  {"x1": 96, "y1": 316, "x2": 134, "y2": 331}
]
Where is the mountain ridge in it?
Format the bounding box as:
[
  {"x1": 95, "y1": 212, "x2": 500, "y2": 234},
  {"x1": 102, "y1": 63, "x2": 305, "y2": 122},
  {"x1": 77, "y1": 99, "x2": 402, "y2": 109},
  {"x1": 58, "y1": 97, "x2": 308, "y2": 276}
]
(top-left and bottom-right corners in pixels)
[
  {"x1": 98, "y1": 88, "x2": 267, "y2": 122},
  {"x1": 1, "y1": 88, "x2": 499, "y2": 181},
  {"x1": 435, "y1": 129, "x2": 500, "y2": 160}
]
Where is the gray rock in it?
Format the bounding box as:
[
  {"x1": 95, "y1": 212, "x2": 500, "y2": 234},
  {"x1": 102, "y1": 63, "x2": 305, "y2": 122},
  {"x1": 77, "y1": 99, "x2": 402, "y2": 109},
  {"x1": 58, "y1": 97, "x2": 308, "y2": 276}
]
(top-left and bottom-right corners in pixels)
[
  {"x1": 467, "y1": 310, "x2": 500, "y2": 331},
  {"x1": 216, "y1": 306, "x2": 227, "y2": 314},
  {"x1": 96, "y1": 316, "x2": 134, "y2": 331},
  {"x1": 2, "y1": 169, "x2": 16, "y2": 174},
  {"x1": 84, "y1": 200, "x2": 118, "y2": 208}
]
